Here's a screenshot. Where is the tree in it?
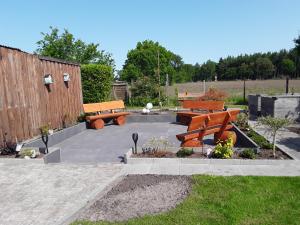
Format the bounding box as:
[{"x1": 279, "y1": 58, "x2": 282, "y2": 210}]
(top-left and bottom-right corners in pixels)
[
  {"x1": 294, "y1": 35, "x2": 300, "y2": 55},
  {"x1": 281, "y1": 59, "x2": 296, "y2": 77},
  {"x1": 36, "y1": 27, "x2": 115, "y2": 68},
  {"x1": 194, "y1": 60, "x2": 216, "y2": 81},
  {"x1": 257, "y1": 116, "x2": 292, "y2": 158},
  {"x1": 120, "y1": 40, "x2": 183, "y2": 84},
  {"x1": 129, "y1": 76, "x2": 159, "y2": 106},
  {"x1": 255, "y1": 57, "x2": 275, "y2": 79},
  {"x1": 239, "y1": 63, "x2": 253, "y2": 79},
  {"x1": 294, "y1": 35, "x2": 300, "y2": 76}
]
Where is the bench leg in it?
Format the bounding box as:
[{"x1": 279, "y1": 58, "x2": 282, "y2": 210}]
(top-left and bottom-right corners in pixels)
[
  {"x1": 91, "y1": 119, "x2": 104, "y2": 129},
  {"x1": 181, "y1": 139, "x2": 202, "y2": 147},
  {"x1": 114, "y1": 116, "x2": 126, "y2": 125}
]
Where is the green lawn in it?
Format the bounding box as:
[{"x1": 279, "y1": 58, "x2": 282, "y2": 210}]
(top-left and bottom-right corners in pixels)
[{"x1": 72, "y1": 176, "x2": 300, "y2": 225}]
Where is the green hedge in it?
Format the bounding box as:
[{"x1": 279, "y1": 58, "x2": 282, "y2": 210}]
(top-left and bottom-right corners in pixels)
[{"x1": 81, "y1": 64, "x2": 113, "y2": 103}]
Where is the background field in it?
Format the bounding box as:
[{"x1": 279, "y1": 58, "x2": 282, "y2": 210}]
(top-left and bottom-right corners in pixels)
[{"x1": 167, "y1": 79, "x2": 300, "y2": 97}]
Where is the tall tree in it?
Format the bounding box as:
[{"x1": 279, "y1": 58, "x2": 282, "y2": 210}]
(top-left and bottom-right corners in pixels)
[
  {"x1": 36, "y1": 27, "x2": 115, "y2": 68},
  {"x1": 281, "y1": 59, "x2": 296, "y2": 77},
  {"x1": 255, "y1": 57, "x2": 275, "y2": 79},
  {"x1": 294, "y1": 35, "x2": 300, "y2": 76},
  {"x1": 120, "y1": 40, "x2": 183, "y2": 84}
]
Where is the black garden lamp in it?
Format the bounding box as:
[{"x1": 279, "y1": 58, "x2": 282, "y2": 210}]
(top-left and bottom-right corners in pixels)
[
  {"x1": 132, "y1": 133, "x2": 138, "y2": 154},
  {"x1": 41, "y1": 133, "x2": 49, "y2": 154}
]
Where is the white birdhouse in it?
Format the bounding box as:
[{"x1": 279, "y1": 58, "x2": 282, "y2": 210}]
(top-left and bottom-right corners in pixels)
[
  {"x1": 63, "y1": 73, "x2": 70, "y2": 82},
  {"x1": 44, "y1": 74, "x2": 53, "y2": 85}
]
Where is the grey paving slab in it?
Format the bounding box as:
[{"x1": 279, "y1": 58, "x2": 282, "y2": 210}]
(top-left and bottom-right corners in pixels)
[
  {"x1": 54, "y1": 123, "x2": 213, "y2": 163},
  {"x1": 0, "y1": 159, "x2": 123, "y2": 225}
]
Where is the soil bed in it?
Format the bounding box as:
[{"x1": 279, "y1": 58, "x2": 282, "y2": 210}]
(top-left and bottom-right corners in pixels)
[
  {"x1": 78, "y1": 175, "x2": 192, "y2": 222},
  {"x1": 0, "y1": 153, "x2": 44, "y2": 159},
  {"x1": 133, "y1": 148, "x2": 290, "y2": 160}
]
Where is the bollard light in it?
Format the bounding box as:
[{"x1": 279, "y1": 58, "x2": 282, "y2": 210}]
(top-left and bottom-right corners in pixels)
[
  {"x1": 41, "y1": 133, "x2": 49, "y2": 154},
  {"x1": 132, "y1": 133, "x2": 138, "y2": 154}
]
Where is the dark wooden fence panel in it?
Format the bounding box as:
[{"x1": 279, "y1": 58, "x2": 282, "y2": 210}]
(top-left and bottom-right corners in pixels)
[{"x1": 0, "y1": 46, "x2": 83, "y2": 146}]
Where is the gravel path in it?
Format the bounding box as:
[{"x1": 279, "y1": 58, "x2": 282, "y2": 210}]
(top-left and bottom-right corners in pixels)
[{"x1": 78, "y1": 175, "x2": 192, "y2": 222}]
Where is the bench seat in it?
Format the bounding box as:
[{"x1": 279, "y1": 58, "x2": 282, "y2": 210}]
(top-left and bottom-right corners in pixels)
[
  {"x1": 176, "y1": 110, "x2": 239, "y2": 147},
  {"x1": 177, "y1": 100, "x2": 225, "y2": 125},
  {"x1": 86, "y1": 112, "x2": 130, "y2": 121},
  {"x1": 83, "y1": 100, "x2": 130, "y2": 129}
]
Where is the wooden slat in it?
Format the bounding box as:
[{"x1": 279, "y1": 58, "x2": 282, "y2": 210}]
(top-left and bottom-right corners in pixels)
[
  {"x1": 182, "y1": 100, "x2": 224, "y2": 111},
  {"x1": 0, "y1": 46, "x2": 82, "y2": 144}
]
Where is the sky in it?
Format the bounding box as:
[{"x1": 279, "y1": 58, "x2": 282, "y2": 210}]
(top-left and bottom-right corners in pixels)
[{"x1": 1, "y1": 0, "x2": 300, "y2": 70}]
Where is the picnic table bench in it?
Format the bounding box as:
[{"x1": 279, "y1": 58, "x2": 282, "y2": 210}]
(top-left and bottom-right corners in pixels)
[
  {"x1": 176, "y1": 109, "x2": 240, "y2": 147},
  {"x1": 83, "y1": 100, "x2": 130, "y2": 129},
  {"x1": 177, "y1": 100, "x2": 225, "y2": 125}
]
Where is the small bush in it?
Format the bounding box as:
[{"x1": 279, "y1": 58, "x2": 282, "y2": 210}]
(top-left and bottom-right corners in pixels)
[
  {"x1": 176, "y1": 148, "x2": 194, "y2": 157},
  {"x1": 240, "y1": 148, "x2": 256, "y2": 159},
  {"x1": 199, "y1": 87, "x2": 228, "y2": 101},
  {"x1": 40, "y1": 124, "x2": 50, "y2": 135},
  {"x1": 226, "y1": 95, "x2": 248, "y2": 105},
  {"x1": 236, "y1": 113, "x2": 249, "y2": 130},
  {"x1": 247, "y1": 129, "x2": 272, "y2": 149},
  {"x1": 212, "y1": 138, "x2": 233, "y2": 159}
]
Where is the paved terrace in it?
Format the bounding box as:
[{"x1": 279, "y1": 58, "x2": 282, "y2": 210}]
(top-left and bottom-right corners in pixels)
[
  {"x1": 54, "y1": 122, "x2": 213, "y2": 163},
  {"x1": 1, "y1": 122, "x2": 300, "y2": 225}
]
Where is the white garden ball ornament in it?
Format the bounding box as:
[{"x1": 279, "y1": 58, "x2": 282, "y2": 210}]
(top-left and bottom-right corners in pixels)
[
  {"x1": 146, "y1": 103, "x2": 153, "y2": 110},
  {"x1": 142, "y1": 108, "x2": 147, "y2": 114}
]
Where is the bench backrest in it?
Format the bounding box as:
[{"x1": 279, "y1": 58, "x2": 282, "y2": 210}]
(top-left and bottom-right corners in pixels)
[
  {"x1": 83, "y1": 100, "x2": 125, "y2": 113},
  {"x1": 182, "y1": 100, "x2": 225, "y2": 111},
  {"x1": 187, "y1": 110, "x2": 240, "y2": 132}
]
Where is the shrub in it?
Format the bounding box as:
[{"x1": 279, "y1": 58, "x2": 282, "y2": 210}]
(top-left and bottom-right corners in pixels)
[
  {"x1": 199, "y1": 87, "x2": 228, "y2": 101},
  {"x1": 176, "y1": 148, "x2": 194, "y2": 157},
  {"x1": 240, "y1": 148, "x2": 256, "y2": 159},
  {"x1": 226, "y1": 95, "x2": 248, "y2": 105},
  {"x1": 212, "y1": 138, "x2": 233, "y2": 159},
  {"x1": 40, "y1": 124, "x2": 50, "y2": 135},
  {"x1": 236, "y1": 113, "x2": 249, "y2": 130},
  {"x1": 247, "y1": 129, "x2": 273, "y2": 149},
  {"x1": 81, "y1": 64, "x2": 113, "y2": 103},
  {"x1": 129, "y1": 76, "x2": 160, "y2": 106}
]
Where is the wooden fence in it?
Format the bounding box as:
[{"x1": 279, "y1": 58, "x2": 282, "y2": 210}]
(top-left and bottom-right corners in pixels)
[{"x1": 0, "y1": 45, "x2": 83, "y2": 146}]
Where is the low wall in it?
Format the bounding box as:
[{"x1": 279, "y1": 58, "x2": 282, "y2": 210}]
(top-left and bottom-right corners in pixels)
[
  {"x1": 24, "y1": 122, "x2": 87, "y2": 148},
  {"x1": 261, "y1": 95, "x2": 300, "y2": 121}
]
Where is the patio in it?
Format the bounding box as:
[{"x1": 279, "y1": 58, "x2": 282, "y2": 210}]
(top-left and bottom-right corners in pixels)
[{"x1": 54, "y1": 122, "x2": 214, "y2": 163}]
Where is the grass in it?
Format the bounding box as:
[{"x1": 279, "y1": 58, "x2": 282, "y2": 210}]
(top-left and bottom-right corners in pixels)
[{"x1": 72, "y1": 175, "x2": 300, "y2": 225}]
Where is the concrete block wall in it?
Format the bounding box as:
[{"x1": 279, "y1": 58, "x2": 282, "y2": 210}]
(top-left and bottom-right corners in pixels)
[
  {"x1": 248, "y1": 95, "x2": 262, "y2": 119},
  {"x1": 261, "y1": 95, "x2": 300, "y2": 121}
]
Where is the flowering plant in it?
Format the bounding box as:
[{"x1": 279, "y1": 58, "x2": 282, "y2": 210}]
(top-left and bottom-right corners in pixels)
[{"x1": 212, "y1": 137, "x2": 233, "y2": 159}]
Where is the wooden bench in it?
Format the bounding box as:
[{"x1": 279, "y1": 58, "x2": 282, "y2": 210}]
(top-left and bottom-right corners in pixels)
[
  {"x1": 176, "y1": 110, "x2": 240, "y2": 147},
  {"x1": 177, "y1": 100, "x2": 225, "y2": 125},
  {"x1": 83, "y1": 100, "x2": 130, "y2": 129}
]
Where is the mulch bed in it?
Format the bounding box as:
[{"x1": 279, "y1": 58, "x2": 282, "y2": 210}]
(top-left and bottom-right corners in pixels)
[
  {"x1": 133, "y1": 148, "x2": 291, "y2": 160},
  {"x1": 0, "y1": 153, "x2": 44, "y2": 159},
  {"x1": 78, "y1": 175, "x2": 192, "y2": 222}
]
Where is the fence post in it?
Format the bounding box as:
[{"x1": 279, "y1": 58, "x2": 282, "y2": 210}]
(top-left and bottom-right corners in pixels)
[
  {"x1": 285, "y1": 76, "x2": 289, "y2": 94},
  {"x1": 243, "y1": 79, "x2": 246, "y2": 104}
]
